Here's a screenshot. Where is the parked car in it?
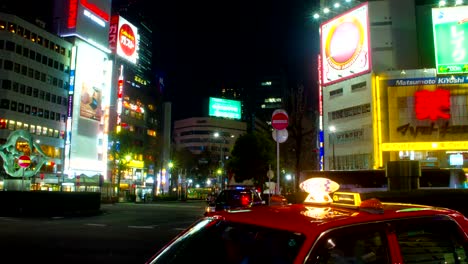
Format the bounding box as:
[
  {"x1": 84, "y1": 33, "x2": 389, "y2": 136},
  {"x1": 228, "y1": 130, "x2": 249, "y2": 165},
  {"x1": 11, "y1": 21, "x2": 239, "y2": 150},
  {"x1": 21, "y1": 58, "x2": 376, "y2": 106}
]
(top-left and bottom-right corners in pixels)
[
  {"x1": 205, "y1": 186, "x2": 265, "y2": 215},
  {"x1": 147, "y1": 178, "x2": 468, "y2": 264}
]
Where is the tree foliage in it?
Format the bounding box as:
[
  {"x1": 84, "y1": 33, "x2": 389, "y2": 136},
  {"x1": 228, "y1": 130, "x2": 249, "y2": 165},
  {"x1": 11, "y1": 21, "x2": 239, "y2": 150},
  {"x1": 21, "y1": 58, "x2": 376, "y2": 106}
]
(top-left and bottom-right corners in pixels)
[{"x1": 226, "y1": 131, "x2": 275, "y2": 189}]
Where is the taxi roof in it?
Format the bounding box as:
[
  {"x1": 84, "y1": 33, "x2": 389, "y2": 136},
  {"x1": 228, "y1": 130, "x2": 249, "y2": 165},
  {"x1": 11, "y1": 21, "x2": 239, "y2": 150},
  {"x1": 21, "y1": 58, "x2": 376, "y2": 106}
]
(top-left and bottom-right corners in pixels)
[{"x1": 207, "y1": 200, "x2": 463, "y2": 238}]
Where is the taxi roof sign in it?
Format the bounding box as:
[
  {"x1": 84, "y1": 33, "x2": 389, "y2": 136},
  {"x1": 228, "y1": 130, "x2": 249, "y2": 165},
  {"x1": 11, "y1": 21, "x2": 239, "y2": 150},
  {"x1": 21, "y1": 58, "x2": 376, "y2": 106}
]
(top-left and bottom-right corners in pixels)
[{"x1": 332, "y1": 192, "x2": 362, "y2": 208}]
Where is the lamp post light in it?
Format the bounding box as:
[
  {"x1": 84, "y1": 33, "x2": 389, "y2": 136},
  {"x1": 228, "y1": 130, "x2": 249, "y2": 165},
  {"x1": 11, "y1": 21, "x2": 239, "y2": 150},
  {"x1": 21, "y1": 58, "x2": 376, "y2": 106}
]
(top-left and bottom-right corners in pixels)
[
  {"x1": 213, "y1": 132, "x2": 235, "y2": 190},
  {"x1": 329, "y1": 126, "x2": 336, "y2": 170}
]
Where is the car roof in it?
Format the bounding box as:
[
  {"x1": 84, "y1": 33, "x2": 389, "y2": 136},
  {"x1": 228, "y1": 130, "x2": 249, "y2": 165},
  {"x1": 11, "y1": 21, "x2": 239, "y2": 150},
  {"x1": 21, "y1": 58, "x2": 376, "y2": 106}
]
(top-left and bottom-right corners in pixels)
[{"x1": 206, "y1": 200, "x2": 465, "y2": 237}]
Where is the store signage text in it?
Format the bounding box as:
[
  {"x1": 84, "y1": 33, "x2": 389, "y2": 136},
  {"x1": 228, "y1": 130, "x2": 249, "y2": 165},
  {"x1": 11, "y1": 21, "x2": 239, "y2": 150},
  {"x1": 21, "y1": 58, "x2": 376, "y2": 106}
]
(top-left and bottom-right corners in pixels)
[
  {"x1": 397, "y1": 122, "x2": 468, "y2": 137},
  {"x1": 387, "y1": 76, "x2": 468, "y2": 86}
]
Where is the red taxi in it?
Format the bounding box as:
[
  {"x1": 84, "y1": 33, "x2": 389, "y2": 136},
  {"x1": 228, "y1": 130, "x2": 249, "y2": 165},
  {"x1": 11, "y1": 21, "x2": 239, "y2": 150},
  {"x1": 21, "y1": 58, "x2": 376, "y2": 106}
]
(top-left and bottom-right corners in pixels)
[{"x1": 146, "y1": 178, "x2": 468, "y2": 264}]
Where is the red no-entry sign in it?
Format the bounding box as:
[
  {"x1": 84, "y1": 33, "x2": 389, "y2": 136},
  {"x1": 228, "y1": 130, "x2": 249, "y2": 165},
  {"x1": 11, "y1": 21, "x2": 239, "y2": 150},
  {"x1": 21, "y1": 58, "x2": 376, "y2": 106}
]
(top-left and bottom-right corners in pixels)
[
  {"x1": 18, "y1": 155, "x2": 31, "y2": 168},
  {"x1": 271, "y1": 109, "x2": 289, "y2": 130}
]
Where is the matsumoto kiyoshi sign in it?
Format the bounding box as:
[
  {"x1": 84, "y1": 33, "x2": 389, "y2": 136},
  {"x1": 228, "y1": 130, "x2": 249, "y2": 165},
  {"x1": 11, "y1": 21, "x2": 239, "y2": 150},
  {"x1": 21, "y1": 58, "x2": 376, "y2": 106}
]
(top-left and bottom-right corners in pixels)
[
  {"x1": 387, "y1": 76, "x2": 468, "y2": 86},
  {"x1": 432, "y1": 6, "x2": 468, "y2": 74}
]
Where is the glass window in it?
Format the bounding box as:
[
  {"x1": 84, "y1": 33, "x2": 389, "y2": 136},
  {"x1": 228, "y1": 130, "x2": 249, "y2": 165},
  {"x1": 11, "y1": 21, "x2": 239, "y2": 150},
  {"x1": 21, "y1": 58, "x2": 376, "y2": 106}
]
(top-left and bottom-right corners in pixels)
[
  {"x1": 36, "y1": 125, "x2": 42, "y2": 135},
  {"x1": 0, "y1": 99, "x2": 10, "y2": 109},
  {"x1": 29, "y1": 125, "x2": 35, "y2": 134},
  {"x1": 48, "y1": 58, "x2": 53, "y2": 67},
  {"x1": 41, "y1": 73, "x2": 46, "y2": 82},
  {"x1": 23, "y1": 123, "x2": 28, "y2": 131},
  {"x1": 10, "y1": 101, "x2": 16, "y2": 111},
  {"x1": 23, "y1": 29, "x2": 30, "y2": 39},
  {"x1": 45, "y1": 92, "x2": 50, "y2": 101},
  {"x1": 2, "y1": 80, "x2": 11, "y2": 90},
  {"x1": 56, "y1": 113, "x2": 61, "y2": 121},
  {"x1": 44, "y1": 110, "x2": 49, "y2": 119},
  {"x1": 31, "y1": 106, "x2": 37, "y2": 116},
  {"x1": 37, "y1": 108, "x2": 43, "y2": 117},
  {"x1": 310, "y1": 223, "x2": 390, "y2": 264},
  {"x1": 49, "y1": 41, "x2": 55, "y2": 51},
  {"x1": 16, "y1": 26, "x2": 23, "y2": 36},
  {"x1": 22, "y1": 47, "x2": 29, "y2": 57},
  {"x1": 0, "y1": 20, "x2": 5, "y2": 30},
  {"x1": 36, "y1": 35, "x2": 42, "y2": 45},
  {"x1": 5, "y1": 41, "x2": 14, "y2": 51},
  {"x1": 4, "y1": 59, "x2": 13, "y2": 70},
  {"x1": 42, "y1": 126, "x2": 47, "y2": 136},
  {"x1": 25, "y1": 105, "x2": 30, "y2": 114},
  {"x1": 31, "y1": 32, "x2": 37, "y2": 42},
  {"x1": 7, "y1": 22, "x2": 16, "y2": 33},
  {"x1": 18, "y1": 103, "x2": 24, "y2": 112},
  {"x1": 33, "y1": 88, "x2": 38, "y2": 98},
  {"x1": 8, "y1": 120, "x2": 15, "y2": 130},
  {"x1": 60, "y1": 47, "x2": 65, "y2": 55},
  {"x1": 395, "y1": 216, "x2": 468, "y2": 264},
  {"x1": 35, "y1": 70, "x2": 40, "y2": 80},
  {"x1": 51, "y1": 94, "x2": 56, "y2": 103},
  {"x1": 42, "y1": 55, "x2": 47, "y2": 65},
  {"x1": 36, "y1": 52, "x2": 41, "y2": 62},
  {"x1": 26, "y1": 86, "x2": 32, "y2": 96},
  {"x1": 21, "y1": 65, "x2": 27, "y2": 75},
  {"x1": 0, "y1": 39, "x2": 3, "y2": 49},
  {"x1": 50, "y1": 111, "x2": 55, "y2": 120},
  {"x1": 28, "y1": 68, "x2": 33, "y2": 78},
  {"x1": 12, "y1": 82, "x2": 18, "y2": 92},
  {"x1": 149, "y1": 218, "x2": 306, "y2": 264},
  {"x1": 53, "y1": 60, "x2": 58, "y2": 69},
  {"x1": 20, "y1": 84, "x2": 25, "y2": 94},
  {"x1": 43, "y1": 39, "x2": 49, "y2": 49},
  {"x1": 14, "y1": 63, "x2": 20, "y2": 73},
  {"x1": 39, "y1": 90, "x2": 44, "y2": 100},
  {"x1": 15, "y1": 44, "x2": 22, "y2": 54}
]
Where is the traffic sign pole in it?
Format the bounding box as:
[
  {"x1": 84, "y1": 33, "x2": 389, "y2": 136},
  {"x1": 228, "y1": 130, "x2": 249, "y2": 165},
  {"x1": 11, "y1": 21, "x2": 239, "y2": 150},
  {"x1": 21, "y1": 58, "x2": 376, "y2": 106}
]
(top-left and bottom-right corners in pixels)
[{"x1": 271, "y1": 109, "x2": 289, "y2": 195}]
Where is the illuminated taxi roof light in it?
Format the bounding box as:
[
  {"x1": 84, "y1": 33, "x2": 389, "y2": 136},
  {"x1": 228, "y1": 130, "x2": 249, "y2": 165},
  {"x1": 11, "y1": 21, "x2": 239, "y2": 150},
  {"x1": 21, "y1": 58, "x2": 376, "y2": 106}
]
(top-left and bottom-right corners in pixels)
[
  {"x1": 300, "y1": 178, "x2": 340, "y2": 205},
  {"x1": 359, "y1": 198, "x2": 384, "y2": 214}
]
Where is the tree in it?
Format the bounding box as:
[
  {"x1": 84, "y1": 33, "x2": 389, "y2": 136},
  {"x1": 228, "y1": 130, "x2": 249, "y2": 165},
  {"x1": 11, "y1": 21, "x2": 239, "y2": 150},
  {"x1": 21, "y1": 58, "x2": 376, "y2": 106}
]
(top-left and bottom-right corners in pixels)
[
  {"x1": 226, "y1": 131, "x2": 275, "y2": 192},
  {"x1": 108, "y1": 129, "x2": 140, "y2": 197},
  {"x1": 283, "y1": 83, "x2": 317, "y2": 192}
]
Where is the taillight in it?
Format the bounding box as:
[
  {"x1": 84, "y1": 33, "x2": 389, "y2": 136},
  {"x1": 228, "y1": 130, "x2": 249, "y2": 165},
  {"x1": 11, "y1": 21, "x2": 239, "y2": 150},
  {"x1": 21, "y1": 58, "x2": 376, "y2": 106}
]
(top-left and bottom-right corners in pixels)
[{"x1": 241, "y1": 195, "x2": 251, "y2": 206}]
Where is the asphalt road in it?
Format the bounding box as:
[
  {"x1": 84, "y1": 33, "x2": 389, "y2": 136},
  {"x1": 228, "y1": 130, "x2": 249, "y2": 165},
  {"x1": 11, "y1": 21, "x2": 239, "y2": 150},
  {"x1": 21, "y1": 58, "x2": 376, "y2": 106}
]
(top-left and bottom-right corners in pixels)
[{"x1": 0, "y1": 200, "x2": 207, "y2": 264}]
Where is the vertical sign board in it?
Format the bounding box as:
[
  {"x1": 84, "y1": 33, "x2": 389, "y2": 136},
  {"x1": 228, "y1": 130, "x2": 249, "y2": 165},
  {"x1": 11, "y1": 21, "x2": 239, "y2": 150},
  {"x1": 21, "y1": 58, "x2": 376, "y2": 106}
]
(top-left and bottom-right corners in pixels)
[{"x1": 432, "y1": 6, "x2": 468, "y2": 75}]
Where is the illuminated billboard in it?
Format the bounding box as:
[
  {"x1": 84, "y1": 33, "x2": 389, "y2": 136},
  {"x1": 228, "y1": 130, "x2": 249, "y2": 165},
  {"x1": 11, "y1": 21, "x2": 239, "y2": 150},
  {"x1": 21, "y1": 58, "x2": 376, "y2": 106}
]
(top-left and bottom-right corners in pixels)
[
  {"x1": 320, "y1": 2, "x2": 371, "y2": 86},
  {"x1": 208, "y1": 97, "x2": 241, "y2": 120},
  {"x1": 432, "y1": 6, "x2": 468, "y2": 74},
  {"x1": 66, "y1": 39, "x2": 113, "y2": 177},
  {"x1": 54, "y1": 0, "x2": 112, "y2": 51},
  {"x1": 109, "y1": 16, "x2": 139, "y2": 64}
]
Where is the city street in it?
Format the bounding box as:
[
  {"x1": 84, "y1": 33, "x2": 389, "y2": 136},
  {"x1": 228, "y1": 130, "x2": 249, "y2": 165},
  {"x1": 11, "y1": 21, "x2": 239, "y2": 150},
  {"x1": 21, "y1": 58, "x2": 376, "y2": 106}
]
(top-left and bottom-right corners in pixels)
[{"x1": 0, "y1": 200, "x2": 207, "y2": 264}]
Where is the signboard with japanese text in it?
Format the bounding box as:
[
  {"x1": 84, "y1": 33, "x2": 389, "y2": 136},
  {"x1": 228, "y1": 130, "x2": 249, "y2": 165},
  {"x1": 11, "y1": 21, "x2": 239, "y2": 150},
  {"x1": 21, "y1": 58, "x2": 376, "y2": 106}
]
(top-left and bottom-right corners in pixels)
[
  {"x1": 208, "y1": 97, "x2": 241, "y2": 120},
  {"x1": 432, "y1": 6, "x2": 468, "y2": 74},
  {"x1": 109, "y1": 15, "x2": 139, "y2": 64}
]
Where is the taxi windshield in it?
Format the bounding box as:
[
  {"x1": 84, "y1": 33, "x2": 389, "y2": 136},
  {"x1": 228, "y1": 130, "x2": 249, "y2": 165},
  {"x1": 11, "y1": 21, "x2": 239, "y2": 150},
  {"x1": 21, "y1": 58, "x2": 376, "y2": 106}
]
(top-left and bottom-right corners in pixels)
[{"x1": 148, "y1": 218, "x2": 306, "y2": 264}]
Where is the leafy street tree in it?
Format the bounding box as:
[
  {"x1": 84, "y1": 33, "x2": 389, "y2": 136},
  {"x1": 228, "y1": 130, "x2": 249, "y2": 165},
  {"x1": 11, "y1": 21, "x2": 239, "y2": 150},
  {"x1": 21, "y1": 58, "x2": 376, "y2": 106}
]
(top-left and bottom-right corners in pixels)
[
  {"x1": 283, "y1": 83, "x2": 318, "y2": 192},
  {"x1": 108, "y1": 129, "x2": 140, "y2": 197},
  {"x1": 226, "y1": 131, "x2": 275, "y2": 192}
]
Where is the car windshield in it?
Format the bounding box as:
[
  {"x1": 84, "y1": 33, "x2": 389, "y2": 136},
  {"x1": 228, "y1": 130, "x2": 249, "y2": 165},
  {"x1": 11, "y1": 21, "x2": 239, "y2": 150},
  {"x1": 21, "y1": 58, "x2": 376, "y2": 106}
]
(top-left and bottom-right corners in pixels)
[{"x1": 148, "y1": 217, "x2": 306, "y2": 264}]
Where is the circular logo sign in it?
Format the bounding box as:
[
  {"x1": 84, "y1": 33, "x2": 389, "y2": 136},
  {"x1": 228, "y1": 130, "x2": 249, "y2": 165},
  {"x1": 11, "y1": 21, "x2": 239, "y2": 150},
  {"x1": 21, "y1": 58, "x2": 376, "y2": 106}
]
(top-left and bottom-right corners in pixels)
[
  {"x1": 325, "y1": 17, "x2": 364, "y2": 70},
  {"x1": 18, "y1": 155, "x2": 31, "y2": 168},
  {"x1": 119, "y1": 24, "x2": 136, "y2": 57}
]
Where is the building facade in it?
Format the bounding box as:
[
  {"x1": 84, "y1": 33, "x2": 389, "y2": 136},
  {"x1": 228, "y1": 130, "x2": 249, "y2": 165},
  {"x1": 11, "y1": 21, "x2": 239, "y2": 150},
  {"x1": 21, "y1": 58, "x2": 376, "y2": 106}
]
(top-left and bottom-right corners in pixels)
[
  {"x1": 0, "y1": 13, "x2": 72, "y2": 190},
  {"x1": 318, "y1": 0, "x2": 468, "y2": 172}
]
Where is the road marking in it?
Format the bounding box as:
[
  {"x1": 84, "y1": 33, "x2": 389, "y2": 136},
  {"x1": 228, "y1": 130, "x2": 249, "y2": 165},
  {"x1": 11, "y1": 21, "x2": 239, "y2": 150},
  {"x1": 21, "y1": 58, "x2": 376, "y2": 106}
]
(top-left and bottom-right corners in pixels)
[
  {"x1": 128, "y1": 225, "x2": 156, "y2": 229},
  {"x1": 0, "y1": 217, "x2": 19, "y2": 221},
  {"x1": 85, "y1": 223, "x2": 107, "y2": 227}
]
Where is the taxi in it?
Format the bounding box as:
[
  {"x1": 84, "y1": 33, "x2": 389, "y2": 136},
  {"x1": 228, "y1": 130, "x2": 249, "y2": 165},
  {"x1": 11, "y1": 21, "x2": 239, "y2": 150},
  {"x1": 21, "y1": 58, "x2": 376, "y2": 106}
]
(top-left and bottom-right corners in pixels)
[{"x1": 146, "y1": 177, "x2": 468, "y2": 264}]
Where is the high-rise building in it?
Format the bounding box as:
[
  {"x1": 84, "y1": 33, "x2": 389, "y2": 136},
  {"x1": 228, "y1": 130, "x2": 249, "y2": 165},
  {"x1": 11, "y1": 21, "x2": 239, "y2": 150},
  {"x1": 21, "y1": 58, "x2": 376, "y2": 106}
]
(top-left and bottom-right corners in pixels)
[{"x1": 0, "y1": 13, "x2": 72, "y2": 189}]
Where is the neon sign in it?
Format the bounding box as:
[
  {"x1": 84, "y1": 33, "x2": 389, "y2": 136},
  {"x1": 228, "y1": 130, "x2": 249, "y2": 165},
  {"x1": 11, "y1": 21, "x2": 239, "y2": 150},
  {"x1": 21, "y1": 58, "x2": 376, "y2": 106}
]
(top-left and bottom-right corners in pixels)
[{"x1": 414, "y1": 88, "x2": 450, "y2": 120}]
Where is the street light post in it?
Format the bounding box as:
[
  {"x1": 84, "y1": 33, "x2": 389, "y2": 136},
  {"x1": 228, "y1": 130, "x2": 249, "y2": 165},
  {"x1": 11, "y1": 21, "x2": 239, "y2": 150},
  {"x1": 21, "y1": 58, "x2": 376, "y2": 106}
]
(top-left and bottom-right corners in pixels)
[
  {"x1": 213, "y1": 132, "x2": 235, "y2": 190},
  {"x1": 329, "y1": 126, "x2": 336, "y2": 170}
]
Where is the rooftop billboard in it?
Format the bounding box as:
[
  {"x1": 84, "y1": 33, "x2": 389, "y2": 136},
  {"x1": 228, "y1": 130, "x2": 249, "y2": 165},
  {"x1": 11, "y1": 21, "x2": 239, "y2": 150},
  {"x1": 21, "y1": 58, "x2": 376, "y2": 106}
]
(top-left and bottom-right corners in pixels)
[
  {"x1": 208, "y1": 97, "x2": 241, "y2": 120},
  {"x1": 432, "y1": 6, "x2": 468, "y2": 75},
  {"x1": 320, "y1": 2, "x2": 371, "y2": 86},
  {"x1": 54, "y1": 0, "x2": 111, "y2": 51}
]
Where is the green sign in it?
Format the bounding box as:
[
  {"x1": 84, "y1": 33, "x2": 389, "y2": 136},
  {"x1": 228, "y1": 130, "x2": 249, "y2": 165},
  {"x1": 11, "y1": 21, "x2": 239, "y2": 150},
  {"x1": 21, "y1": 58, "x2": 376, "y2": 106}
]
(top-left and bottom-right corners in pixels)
[
  {"x1": 208, "y1": 97, "x2": 241, "y2": 120},
  {"x1": 432, "y1": 6, "x2": 468, "y2": 74}
]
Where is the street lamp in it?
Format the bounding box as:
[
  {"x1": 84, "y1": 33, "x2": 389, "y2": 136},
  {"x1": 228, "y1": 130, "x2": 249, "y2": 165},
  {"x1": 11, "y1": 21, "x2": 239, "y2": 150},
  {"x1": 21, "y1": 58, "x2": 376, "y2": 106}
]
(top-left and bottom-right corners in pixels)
[
  {"x1": 329, "y1": 126, "x2": 336, "y2": 170},
  {"x1": 213, "y1": 132, "x2": 235, "y2": 189}
]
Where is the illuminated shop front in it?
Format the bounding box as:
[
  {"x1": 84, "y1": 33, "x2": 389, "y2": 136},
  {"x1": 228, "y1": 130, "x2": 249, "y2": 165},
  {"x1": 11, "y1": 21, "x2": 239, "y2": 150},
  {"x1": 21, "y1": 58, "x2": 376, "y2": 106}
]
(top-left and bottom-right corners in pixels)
[{"x1": 374, "y1": 70, "x2": 468, "y2": 170}]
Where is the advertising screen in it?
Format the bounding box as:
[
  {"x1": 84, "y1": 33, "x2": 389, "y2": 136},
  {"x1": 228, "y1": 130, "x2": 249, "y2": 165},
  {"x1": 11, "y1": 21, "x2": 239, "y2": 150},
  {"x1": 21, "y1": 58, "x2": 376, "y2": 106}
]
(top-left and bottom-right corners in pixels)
[
  {"x1": 68, "y1": 40, "x2": 113, "y2": 176},
  {"x1": 432, "y1": 6, "x2": 468, "y2": 74},
  {"x1": 55, "y1": 0, "x2": 112, "y2": 50},
  {"x1": 109, "y1": 16, "x2": 139, "y2": 64},
  {"x1": 320, "y1": 2, "x2": 371, "y2": 86},
  {"x1": 208, "y1": 97, "x2": 241, "y2": 120}
]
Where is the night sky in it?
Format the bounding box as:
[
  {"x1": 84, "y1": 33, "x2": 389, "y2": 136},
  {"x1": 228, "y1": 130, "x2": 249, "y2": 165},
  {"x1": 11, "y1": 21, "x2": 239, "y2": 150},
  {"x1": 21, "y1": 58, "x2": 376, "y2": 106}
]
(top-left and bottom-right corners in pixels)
[{"x1": 1, "y1": 0, "x2": 320, "y2": 120}]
